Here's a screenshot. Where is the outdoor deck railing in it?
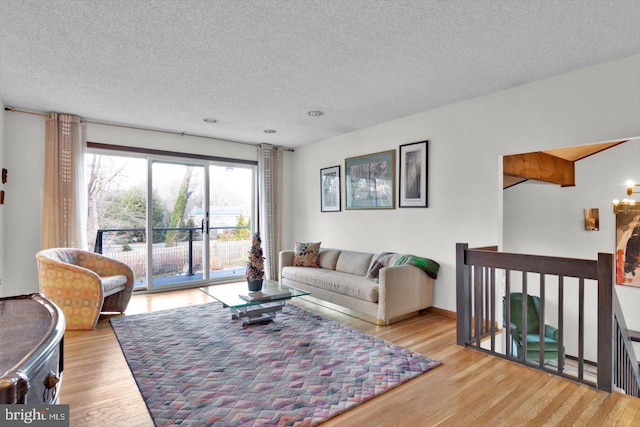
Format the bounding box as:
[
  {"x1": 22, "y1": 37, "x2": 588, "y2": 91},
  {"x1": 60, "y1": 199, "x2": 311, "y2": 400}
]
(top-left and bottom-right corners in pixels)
[{"x1": 93, "y1": 226, "x2": 251, "y2": 281}]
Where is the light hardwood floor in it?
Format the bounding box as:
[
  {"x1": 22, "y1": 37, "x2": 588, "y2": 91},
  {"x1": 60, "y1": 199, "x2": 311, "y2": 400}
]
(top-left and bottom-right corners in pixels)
[{"x1": 60, "y1": 288, "x2": 640, "y2": 426}]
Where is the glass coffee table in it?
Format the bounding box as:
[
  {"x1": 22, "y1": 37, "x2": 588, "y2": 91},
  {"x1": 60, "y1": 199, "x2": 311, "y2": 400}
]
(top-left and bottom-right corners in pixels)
[{"x1": 200, "y1": 280, "x2": 310, "y2": 327}]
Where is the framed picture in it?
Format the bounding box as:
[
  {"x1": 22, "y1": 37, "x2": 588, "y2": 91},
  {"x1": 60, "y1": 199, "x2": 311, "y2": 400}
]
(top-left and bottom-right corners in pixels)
[
  {"x1": 399, "y1": 140, "x2": 428, "y2": 207},
  {"x1": 584, "y1": 208, "x2": 599, "y2": 231},
  {"x1": 345, "y1": 150, "x2": 395, "y2": 209},
  {"x1": 320, "y1": 166, "x2": 341, "y2": 212},
  {"x1": 615, "y1": 208, "x2": 640, "y2": 286}
]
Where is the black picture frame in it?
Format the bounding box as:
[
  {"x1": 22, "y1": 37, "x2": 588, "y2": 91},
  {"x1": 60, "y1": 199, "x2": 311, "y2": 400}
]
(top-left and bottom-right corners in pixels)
[
  {"x1": 399, "y1": 140, "x2": 428, "y2": 207},
  {"x1": 320, "y1": 165, "x2": 341, "y2": 212}
]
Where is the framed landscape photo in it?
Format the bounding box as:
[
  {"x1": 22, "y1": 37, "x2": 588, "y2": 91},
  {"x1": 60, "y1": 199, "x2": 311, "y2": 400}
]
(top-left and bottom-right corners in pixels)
[
  {"x1": 399, "y1": 140, "x2": 428, "y2": 207},
  {"x1": 320, "y1": 165, "x2": 341, "y2": 212},
  {"x1": 345, "y1": 150, "x2": 395, "y2": 209}
]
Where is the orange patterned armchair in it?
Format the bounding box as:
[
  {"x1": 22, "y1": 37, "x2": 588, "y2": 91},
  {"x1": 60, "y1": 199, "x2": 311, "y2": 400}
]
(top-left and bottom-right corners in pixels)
[{"x1": 36, "y1": 248, "x2": 134, "y2": 330}]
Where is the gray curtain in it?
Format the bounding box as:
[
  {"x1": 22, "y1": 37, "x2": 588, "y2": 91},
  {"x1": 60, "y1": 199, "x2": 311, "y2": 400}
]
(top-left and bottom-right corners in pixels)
[
  {"x1": 257, "y1": 144, "x2": 283, "y2": 280},
  {"x1": 42, "y1": 113, "x2": 87, "y2": 249}
]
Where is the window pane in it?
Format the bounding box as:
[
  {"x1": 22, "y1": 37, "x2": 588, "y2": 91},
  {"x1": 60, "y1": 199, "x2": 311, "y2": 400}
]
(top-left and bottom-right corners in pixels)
[
  {"x1": 209, "y1": 165, "x2": 253, "y2": 280},
  {"x1": 151, "y1": 162, "x2": 205, "y2": 287},
  {"x1": 86, "y1": 153, "x2": 147, "y2": 289}
]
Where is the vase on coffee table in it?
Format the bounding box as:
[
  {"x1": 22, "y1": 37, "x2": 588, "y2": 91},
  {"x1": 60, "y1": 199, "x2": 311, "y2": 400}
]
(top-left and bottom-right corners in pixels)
[{"x1": 247, "y1": 279, "x2": 263, "y2": 292}]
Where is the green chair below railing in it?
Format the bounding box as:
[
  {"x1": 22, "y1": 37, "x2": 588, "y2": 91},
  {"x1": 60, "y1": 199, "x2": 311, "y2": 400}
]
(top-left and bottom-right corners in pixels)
[{"x1": 506, "y1": 292, "x2": 564, "y2": 364}]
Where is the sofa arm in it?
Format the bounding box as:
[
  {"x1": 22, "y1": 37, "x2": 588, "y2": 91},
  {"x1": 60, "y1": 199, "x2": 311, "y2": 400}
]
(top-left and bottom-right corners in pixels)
[
  {"x1": 377, "y1": 264, "x2": 433, "y2": 321},
  {"x1": 544, "y1": 324, "x2": 560, "y2": 341},
  {"x1": 279, "y1": 250, "x2": 295, "y2": 279},
  {"x1": 37, "y1": 257, "x2": 103, "y2": 295},
  {"x1": 74, "y1": 251, "x2": 135, "y2": 314},
  {"x1": 76, "y1": 251, "x2": 133, "y2": 282},
  {"x1": 36, "y1": 257, "x2": 105, "y2": 330}
]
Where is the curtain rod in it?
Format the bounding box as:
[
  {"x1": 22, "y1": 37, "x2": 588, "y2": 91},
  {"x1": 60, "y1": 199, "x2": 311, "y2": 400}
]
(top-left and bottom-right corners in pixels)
[{"x1": 4, "y1": 106, "x2": 294, "y2": 152}]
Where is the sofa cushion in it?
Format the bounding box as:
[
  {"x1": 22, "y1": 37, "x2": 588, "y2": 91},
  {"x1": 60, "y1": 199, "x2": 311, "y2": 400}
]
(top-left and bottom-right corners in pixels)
[
  {"x1": 293, "y1": 242, "x2": 321, "y2": 267},
  {"x1": 335, "y1": 251, "x2": 373, "y2": 276},
  {"x1": 282, "y1": 266, "x2": 378, "y2": 302},
  {"x1": 318, "y1": 249, "x2": 341, "y2": 270}
]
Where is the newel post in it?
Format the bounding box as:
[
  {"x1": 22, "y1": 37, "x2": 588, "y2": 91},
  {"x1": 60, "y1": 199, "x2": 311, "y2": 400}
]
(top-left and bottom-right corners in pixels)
[
  {"x1": 456, "y1": 243, "x2": 471, "y2": 346},
  {"x1": 597, "y1": 252, "x2": 613, "y2": 392}
]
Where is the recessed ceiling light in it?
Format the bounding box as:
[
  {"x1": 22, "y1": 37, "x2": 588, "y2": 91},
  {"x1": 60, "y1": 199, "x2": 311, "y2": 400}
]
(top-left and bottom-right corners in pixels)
[
  {"x1": 264, "y1": 129, "x2": 276, "y2": 133},
  {"x1": 203, "y1": 118, "x2": 218, "y2": 123},
  {"x1": 308, "y1": 110, "x2": 324, "y2": 117}
]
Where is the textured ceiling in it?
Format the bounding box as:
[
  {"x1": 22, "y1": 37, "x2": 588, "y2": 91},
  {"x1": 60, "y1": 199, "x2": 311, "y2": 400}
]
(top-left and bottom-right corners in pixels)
[{"x1": 1, "y1": 0, "x2": 639, "y2": 148}]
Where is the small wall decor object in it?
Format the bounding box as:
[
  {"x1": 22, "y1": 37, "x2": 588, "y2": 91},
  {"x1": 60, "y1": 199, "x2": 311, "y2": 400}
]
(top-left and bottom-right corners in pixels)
[
  {"x1": 399, "y1": 140, "x2": 428, "y2": 207},
  {"x1": 1, "y1": 168, "x2": 5, "y2": 205},
  {"x1": 612, "y1": 180, "x2": 639, "y2": 213},
  {"x1": 320, "y1": 166, "x2": 341, "y2": 212},
  {"x1": 584, "y1": 208, "x2": 599, "y2": 231},
  {"x1": 345, "y1": 150, "x2": 395, "y2": 209}
]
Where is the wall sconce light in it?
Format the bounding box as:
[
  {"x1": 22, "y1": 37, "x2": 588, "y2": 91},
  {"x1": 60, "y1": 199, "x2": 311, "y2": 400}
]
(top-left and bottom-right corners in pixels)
[
  {"x1": 613, "y1": 180, "x2": 640, "y2": 213},
  {"x1": 584, "y1": 208, "x2": 599, "y2": 231}
]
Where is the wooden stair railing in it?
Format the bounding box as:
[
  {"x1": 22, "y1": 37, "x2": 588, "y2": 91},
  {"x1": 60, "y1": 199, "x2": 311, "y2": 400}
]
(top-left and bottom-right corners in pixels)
[
  {"x1": 456, "y1": 243, "x2": 614, "y2": 392},
  {"x1": 613, "y1": 294, "x2": 640, "y2": 396},
  {"x1": 628, "y1": 330, "x2": 640, "y2": 342}
]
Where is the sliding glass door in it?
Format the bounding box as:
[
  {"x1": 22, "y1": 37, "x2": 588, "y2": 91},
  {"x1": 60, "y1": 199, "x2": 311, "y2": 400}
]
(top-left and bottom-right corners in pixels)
[
  {"x1": 207, "y1": 164, "x2": 254, "y2": 280},
  {"x1": 86, "y1": 150, "x2": 255, "y2": 291},
  {"x1": 149, "y1": 161, "x2": 207, "y2": 288},
  {"x1": 87, "y1": 153, "x2": 149, "y2": 289}
]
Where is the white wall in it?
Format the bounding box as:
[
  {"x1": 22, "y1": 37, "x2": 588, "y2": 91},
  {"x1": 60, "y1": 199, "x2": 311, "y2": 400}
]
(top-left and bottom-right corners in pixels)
[
  {"x1": 504, "y1": 139, "x2": 640, "y2": 360},
  {"x1": 1, "y1": 115, "x2": 258, "y2": 297},
  {"x1": 86, "y1": 123, "x2": 258, "y2": 161},
  {"x1": 504, "y1": 140, "x2": 640, "y2": 260},
  {"x1": 2, "y1": 112, "x2": 45, "y2": 297},
  {"x1": 287, "y1": 54, "x2": 640, "y2": 312}
]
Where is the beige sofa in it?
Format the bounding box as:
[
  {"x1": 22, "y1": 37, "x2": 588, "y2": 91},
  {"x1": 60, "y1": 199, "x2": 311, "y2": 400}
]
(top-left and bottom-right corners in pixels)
[{"x1": 279, "y1": 248, "x2": 435, "y2": 325}]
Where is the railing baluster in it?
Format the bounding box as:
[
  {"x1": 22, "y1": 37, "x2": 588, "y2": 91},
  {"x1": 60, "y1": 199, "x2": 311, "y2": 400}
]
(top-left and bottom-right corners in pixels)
[
  {"x1": 522, "y1": 272, "x2": 528, "y2": 362},
  {"x1": 94, "y1": 230, "x2": 103, "y2": 254},
  {"x1": 578, "y1": 277, "x2": 585, "y2": 380},
  {"x1": 490, "y1": 267, "x2": 495, "y2": 353},
  {"x1": 474, "y1": 265, "x2": 482, "y2": 347},
  {"x1": 558, "y1": 276, "x2": 564, "y2": 373},
  {"x1": 455, "y1": 243, "x2": 471, "y2": 346},
  {"x1": 539, "y1": 273, "x2": 546, "y2": 369},
  {"x1": 188, "y1": 229, "x2": 194, "y2": 276},
  {"x1": 505, "y1": 270, "x2": 511, "y2": 358},
  {"x1": 484, "y1": 267, "x2": 490, "y2": 334},
  {"x1": 598, "y1": 252, "x2": 613, "y2": 393}
]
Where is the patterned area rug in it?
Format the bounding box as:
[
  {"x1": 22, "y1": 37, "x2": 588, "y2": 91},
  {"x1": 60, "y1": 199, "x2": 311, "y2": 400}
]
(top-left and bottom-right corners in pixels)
[{"x1": 110, "y1": 303, "x2": 440, "y2": 426}]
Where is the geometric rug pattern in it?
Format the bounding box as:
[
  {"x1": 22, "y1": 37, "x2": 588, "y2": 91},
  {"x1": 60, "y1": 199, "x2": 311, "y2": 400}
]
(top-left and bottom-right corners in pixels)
[{"x1": 110, "y1": 303, "x2": 440, "y2": 426}]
